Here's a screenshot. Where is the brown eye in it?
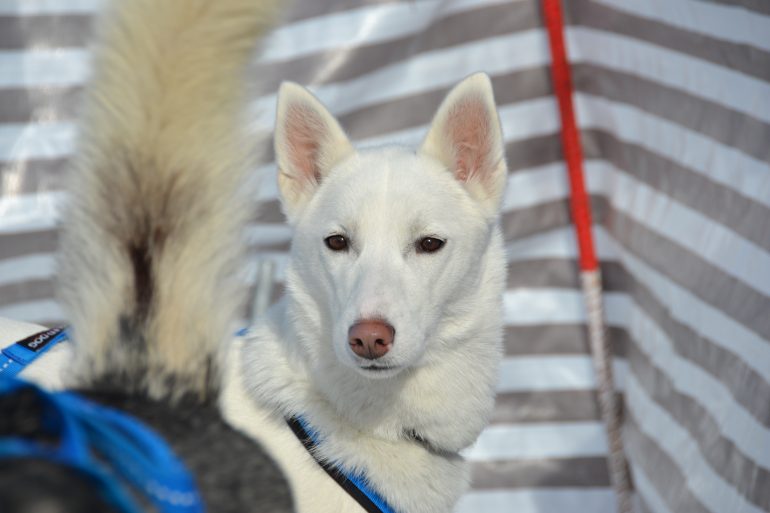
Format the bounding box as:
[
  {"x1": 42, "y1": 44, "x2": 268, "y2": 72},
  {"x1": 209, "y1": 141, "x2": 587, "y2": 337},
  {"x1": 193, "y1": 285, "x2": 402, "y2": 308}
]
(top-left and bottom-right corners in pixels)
[
  {"x1": 325, "y1": 235, "x2": 348, "y2": 251},
  {"x1": 417, "y1": 237, "x2": 445, "y2": 253}
]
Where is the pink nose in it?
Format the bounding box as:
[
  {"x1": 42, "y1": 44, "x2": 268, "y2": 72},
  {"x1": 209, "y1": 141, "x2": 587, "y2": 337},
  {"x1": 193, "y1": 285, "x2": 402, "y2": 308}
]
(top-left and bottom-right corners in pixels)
[{"x1": 348, "y1": 320, "x2": 395, "y2": 360}]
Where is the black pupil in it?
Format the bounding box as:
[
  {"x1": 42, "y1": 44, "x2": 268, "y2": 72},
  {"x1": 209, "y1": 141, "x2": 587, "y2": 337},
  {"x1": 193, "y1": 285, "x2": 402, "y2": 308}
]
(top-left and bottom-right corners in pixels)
[
  {"x1": 325, "y1": 235, "x2": 347, "y2": 251},
  {"x1": 420, "y1": 238, "x2": 443, "y2": 252}
]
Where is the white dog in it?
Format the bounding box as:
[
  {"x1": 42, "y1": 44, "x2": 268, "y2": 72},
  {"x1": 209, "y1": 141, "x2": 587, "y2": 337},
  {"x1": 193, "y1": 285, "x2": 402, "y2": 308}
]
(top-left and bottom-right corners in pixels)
[
  {"x1": 220, "y1": 75, "x2": 508, "y2": 513},
  {"x1": 5, "y1": 0, "x2": 509, "y2": 511}
]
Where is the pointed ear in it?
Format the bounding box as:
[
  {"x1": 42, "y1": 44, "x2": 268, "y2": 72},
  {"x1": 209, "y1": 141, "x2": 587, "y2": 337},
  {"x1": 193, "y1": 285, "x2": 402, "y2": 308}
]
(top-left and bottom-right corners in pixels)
[
  {"x1": 419, "y1": 73, "x2": 507, "y2": 214},
  {"x1": 274, "y1": 82, "x2": 354, "y2": 222}
]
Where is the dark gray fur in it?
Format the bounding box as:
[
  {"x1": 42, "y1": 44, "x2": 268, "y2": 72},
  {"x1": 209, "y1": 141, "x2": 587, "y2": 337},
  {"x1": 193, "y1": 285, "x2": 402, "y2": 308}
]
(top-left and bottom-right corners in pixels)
[{"x1": 0, "y1": 387, "x2": 293, "y2": 513}]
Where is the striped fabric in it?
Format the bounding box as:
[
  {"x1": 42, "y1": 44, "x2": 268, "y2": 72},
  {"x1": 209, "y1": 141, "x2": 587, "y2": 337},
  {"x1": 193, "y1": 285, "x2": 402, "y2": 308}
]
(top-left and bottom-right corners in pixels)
[{"x1": 1, "y1": 1, "x2": 768, "y2": 512}]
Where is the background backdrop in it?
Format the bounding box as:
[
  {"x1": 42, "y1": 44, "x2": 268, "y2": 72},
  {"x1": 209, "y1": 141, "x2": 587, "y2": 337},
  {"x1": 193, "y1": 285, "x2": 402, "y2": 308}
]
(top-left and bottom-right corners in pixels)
[{"x1": 0, "y1": 1, "x2": 768, "y2": 512}]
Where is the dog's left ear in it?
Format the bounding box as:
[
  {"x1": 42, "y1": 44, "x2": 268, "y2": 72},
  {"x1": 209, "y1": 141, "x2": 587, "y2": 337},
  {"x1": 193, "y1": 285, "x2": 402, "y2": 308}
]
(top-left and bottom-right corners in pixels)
[{"x1": 420, "y1": 73, "x2": 507, "y2": 215}]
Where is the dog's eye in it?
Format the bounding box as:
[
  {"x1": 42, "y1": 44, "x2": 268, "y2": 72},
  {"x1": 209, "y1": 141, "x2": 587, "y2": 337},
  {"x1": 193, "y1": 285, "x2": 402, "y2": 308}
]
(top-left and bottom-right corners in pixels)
[
  {"x1": 417, "y1": 237, "x2": 445, "y2": 253},
  {"x1": 325, "y1": 235, "x2": 349, "y2": 251}
]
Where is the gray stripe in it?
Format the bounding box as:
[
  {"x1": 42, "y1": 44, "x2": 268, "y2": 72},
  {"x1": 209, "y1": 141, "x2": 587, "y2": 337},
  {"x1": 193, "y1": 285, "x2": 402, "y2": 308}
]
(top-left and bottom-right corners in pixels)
[
  {"x1": 281, "y1": 0, "x2": 402, "y2": 23},
  {"x1": 0, "y1": 15, "x2": 92, "y2": 50},
  {"x1": 567, "y1": 0, "x2": 770, "y2": 81},
  {"x1": 628, "y1": 339, "x2": 770, "y2": 509},
  {"x1": 0, "y1": 2, "x2": 401, "y2": 51},
  {"x1": 504, "y1": 195, "x2": 770, "y2": 343},
  {"x1": 504, "y1": 325, "x2": 630, "y2": 358},
  {"x1": 492, "y1": 390, "x2": 621, "y2": 424},
  {"x1": 606, "y1": 256, "x2": 770, "y2": 428},
  {"x1": 339, "y1": 68, "x2": 551, "y2": 141},
  {"x1": 0, "y1": 86, "x2": 83, "y2": 123},
  {"x1": 624, "y1": 413, "x2": 711, "y2": 513},
  {"x1": 507, "y1": 259, "x2": 629, "y2": 292},
  {"x1": 254, "y1": 199, "x2": 286, "y2": 223},
  {"x1": 0, "y1": 228, "x2": 57, "y2": 260},
  {"x1": 575, "y1": 64, "x2": 770, "y2": 163},
  {"x1": 0, "y1": 278, "x2": 53, "y2": 307},
  {"x1": 471, "y1": 457, "x2": 610, "y2": 489},
  {"x1": 502, "y1": 194, "x2": 608, "y2": 241},
  {"x1": 608, "y1": 206, "x2": 770, "y2": 344},
  {"x1": 0, "y1": 158, "x2": 68, "y2": 195},
  {"x1": 250, "y1": 240, "x2": 290, "y2": 253},
  {"x1": 582, "y1": 129, "x2": 770, "y2": 253},
  {"x1": 254, "y1": 2, "x2": 540, "y2": 92},
  {"x1": 504, "y1": 256, "x2": 770, "y2": 428},
  {"x1": 695, "y1": 0, "x2": 770, "y2": 16}
]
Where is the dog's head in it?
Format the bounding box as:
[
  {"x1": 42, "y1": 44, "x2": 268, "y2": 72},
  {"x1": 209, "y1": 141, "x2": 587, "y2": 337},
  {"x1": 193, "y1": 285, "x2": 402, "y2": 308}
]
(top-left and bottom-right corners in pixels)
[{"x1": 274, "y1": 74, "x2": 506, "y2": 382}]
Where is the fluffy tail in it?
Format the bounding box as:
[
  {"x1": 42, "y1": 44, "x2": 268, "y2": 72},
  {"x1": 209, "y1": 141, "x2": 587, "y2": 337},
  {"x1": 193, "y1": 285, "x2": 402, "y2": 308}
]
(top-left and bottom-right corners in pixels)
[{"x1": 58, "y1": 0, "x2": 278, "y2": 399}]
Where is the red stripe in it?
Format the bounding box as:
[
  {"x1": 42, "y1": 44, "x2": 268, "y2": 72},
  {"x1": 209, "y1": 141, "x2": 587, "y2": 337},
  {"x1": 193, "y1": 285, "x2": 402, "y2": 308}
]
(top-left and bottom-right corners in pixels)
[{"x1": 541, "y1": 0, "x2": 598, "y2": 271}]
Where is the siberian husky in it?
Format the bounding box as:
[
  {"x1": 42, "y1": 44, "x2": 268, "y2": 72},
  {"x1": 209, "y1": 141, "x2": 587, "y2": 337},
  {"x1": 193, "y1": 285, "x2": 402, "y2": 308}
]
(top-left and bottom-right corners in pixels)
[
  {"x1": 218, "y1": 75, "x2": 509, "y2": 513},
  {"x1": 3, "y1": 0, "x2": 509, "y2": 511}
]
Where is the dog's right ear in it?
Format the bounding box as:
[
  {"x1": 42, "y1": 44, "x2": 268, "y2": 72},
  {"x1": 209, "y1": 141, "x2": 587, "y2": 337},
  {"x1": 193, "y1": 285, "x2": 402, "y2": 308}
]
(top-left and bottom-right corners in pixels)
[{"x1": 274, "y1": 82, "x2": 354, "y2": 222}]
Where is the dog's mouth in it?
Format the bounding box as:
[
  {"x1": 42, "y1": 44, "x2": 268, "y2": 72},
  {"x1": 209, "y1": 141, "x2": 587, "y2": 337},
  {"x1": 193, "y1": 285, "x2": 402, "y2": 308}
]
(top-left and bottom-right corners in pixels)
[
  {"x1": 361, "y1": 365, "x2": 396, "y2": 371},
  {"x1": 357, "y1": 363, "x2": 402, "y2": 378}
]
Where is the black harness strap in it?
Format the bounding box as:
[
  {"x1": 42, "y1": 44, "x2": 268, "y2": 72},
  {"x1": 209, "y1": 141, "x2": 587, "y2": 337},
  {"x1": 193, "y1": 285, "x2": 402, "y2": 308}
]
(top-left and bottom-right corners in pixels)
[{"x1": 286, "y1": 416, "x2": 397, "y2": 513}]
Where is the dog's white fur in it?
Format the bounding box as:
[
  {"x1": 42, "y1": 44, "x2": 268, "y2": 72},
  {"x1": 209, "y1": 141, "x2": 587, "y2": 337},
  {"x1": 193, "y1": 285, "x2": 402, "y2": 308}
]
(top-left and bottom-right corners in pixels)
[
  {"x1": 14, "y1": 0, "x2": 508, "y2": 510},
  {"x1": 219, "y1": 75, "x2": 508, "y2": 512}
]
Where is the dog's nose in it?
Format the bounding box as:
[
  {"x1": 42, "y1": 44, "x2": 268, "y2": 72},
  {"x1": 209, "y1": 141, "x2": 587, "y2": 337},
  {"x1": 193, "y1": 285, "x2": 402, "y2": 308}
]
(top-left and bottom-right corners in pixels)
[{"x1": 348, "y1": 320, "x2": 394, "y2": 360}]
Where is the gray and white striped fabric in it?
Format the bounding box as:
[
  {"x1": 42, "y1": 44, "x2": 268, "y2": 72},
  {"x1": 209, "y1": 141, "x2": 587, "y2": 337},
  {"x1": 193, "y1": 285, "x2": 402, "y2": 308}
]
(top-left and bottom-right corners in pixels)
[{"x1": 1, "y1": 1, "x2": 768, "y2": 512}]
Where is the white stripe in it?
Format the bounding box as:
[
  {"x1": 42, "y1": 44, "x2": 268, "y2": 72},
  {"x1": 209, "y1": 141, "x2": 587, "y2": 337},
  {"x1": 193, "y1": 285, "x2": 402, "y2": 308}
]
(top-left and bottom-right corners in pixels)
[
  {"x1": 629, "y1": 461, "x2": 675, "y2": 513},
  {"x1": 626, "y1": 373, "x2": 766, "y2": 513},
  {"x1": 261, "y1": 0, "x2": 514, "y2": 63},
  {"x1": 568, "y1": 27, "x2": 770, "y2": 124},
  {"x1": 0, "y1": 122, "x2": 76, "y2": 161},
  {"x1": 0, "y1": 31, "x2": 548, "y2": 103},
  {"x1": 464, "y1": 422, "x2": 608, "y2": 461},
  {"x1": 502, "y1": 161, "x2": 567, "y2": 212},
  {"x1": 506, "y1": 226, "x2": 620, "y2": 266},
  {"x1": 575, "y1": 93, "x2": 770, "y2": 208},
  {"x1": 456, "y1": 488, "x2": 616, "y2": 513},
  {"x1": 0, "y1": 254, "x2": 55, "y2": 287},
  {"x1": 507, "y1": 226, "x2": 770, "y2": 392},
  {"x1": 0, "y1": 49, "x2": 90, "y2": 88},
  {"x1": 0, "y1": 190, "x2": 65, "y2": 228},
  {"x1": 503, "y1": 289, "x2": 631, "y2": 327},
  {"x1": 506, "y1": 226, "x2": 618, "y2": 263},
  {"x1": 251, "y1": 30, "x2": 550, "y2": 126},
  {"x1": 0, "y1": 299, "x2": 63, "y2": 324},
  {"x1": 245, "y1": 223, "x2": 292, "y2": 247},
  {"x1": 595, "y1": 0, "x2": 770, "y2": 54},
  {"x1": 498, "y1": 356, "x2": 627, "y2": 392},
  {"x1": 628, "y1": 299, "x2": 770, "y2": 469},
  {"x1": 0, "y1": 0, "x2": 102, "y2": 16}
]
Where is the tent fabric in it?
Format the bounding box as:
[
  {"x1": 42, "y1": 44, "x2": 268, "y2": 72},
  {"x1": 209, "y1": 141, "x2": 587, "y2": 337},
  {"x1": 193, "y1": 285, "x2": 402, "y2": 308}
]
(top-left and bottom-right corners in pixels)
[{"x1": 0, "y1": 1, "x2": 768, "y2": 512}]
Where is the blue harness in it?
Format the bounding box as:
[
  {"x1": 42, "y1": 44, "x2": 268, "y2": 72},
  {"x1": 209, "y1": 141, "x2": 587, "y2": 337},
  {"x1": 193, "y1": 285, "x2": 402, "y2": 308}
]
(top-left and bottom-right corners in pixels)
[
  {"x1": 1, "y1": 327, "x2": 400, "y2": 513},
  {"x1": 1, "y1": 328, "x2": 202, "y2": 513}
]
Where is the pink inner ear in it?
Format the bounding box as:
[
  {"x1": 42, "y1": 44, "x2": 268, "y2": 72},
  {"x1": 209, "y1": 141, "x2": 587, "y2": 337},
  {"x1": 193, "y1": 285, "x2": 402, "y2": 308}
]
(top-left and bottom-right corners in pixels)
[
  {"x1": 445, "y1": 96, "x2": 493, "y2": 183},
  {"x1": 285, "y1": 103, "x2": 326, "y2": 185}
]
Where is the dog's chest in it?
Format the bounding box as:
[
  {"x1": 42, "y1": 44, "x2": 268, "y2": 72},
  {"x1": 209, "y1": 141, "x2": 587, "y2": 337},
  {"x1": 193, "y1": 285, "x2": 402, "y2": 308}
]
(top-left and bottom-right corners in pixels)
[{"x1": 220, "y1": 340, "x2": 468, "y2": 513}]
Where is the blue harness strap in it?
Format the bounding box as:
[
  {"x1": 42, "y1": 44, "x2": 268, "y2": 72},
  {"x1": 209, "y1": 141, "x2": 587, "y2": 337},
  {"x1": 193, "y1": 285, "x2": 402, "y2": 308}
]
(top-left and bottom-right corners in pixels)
[
  {"x1": 0, "y1": 328, "x2": 205, "y2": 513},
  {"x1": 0, "y1": 326, "x2": 68, "y2": 377},
  {"x1": 286, "y1": 415, "x2": 399, "y2": 513}
]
